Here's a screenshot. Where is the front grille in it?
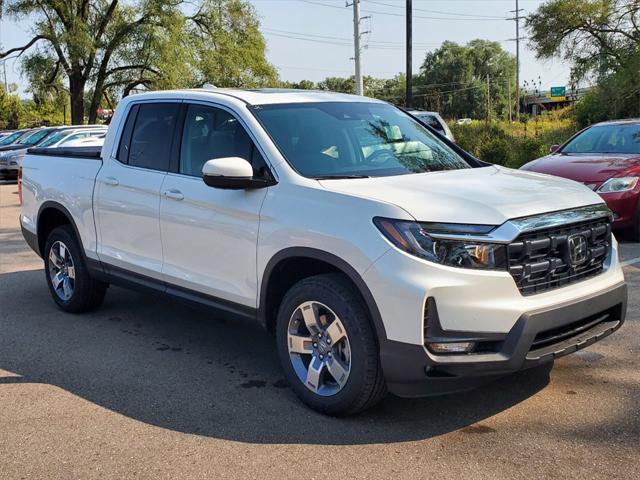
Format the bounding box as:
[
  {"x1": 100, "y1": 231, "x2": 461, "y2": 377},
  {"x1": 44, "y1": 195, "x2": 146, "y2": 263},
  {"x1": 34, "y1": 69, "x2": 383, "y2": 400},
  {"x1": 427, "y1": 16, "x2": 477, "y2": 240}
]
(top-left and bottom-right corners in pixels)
[{"x1": 507, "y1": 217, "x2": 611, "y2": 295}]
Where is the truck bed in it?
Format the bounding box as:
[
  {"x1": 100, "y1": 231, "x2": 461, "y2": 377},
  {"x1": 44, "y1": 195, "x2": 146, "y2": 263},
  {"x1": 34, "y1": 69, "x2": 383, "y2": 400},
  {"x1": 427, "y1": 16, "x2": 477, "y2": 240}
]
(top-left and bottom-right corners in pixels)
[{"x1": 21, "y1": 146, "x2": 104, "y2": 258}]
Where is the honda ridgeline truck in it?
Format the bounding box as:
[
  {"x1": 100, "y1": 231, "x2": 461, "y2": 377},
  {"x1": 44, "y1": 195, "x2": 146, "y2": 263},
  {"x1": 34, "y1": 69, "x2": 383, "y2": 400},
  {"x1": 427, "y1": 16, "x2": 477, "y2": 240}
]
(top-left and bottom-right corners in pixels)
[{"x1": 20, "y1": 89, "x2": 627, "y2": 415}]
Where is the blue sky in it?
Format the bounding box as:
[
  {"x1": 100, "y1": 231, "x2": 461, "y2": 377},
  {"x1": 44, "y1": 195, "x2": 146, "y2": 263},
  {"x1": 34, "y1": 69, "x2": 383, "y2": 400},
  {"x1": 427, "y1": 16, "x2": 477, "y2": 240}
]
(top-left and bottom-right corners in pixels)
[{"x1": 0, "y1": 0, "x2": 570, "y2": 96}]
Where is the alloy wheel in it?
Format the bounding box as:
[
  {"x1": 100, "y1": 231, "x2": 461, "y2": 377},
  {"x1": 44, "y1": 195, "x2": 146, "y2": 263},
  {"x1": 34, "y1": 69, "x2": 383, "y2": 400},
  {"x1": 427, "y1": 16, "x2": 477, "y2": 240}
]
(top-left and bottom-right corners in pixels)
[
  {"x1": 287, "y1": 301, "x2": 352, "y2": 396},
  {"x1": 48, "y1": 240, "x2": 75, "y2": 301}
]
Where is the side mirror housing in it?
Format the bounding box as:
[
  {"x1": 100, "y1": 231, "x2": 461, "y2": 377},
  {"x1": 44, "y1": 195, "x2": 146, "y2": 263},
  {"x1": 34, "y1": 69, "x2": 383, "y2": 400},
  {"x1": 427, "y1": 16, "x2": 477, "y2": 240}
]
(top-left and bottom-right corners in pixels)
[
  {"x1": 549, "y1": 144, "x2": 560, "y2": 154},
  {"x1": 202, "y1": 157, "x2": 271, "y2": 190}
]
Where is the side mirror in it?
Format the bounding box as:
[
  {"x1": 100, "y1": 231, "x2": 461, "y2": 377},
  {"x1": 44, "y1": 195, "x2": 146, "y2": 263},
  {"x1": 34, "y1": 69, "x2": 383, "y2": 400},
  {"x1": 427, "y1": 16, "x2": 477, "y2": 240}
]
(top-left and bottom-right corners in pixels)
[
  {"x1": 202, "y1": 157, "x2": 261, "y2": 190},
  {"x1": 549, "y1": 144, "x2": 560, "y2": 154}
]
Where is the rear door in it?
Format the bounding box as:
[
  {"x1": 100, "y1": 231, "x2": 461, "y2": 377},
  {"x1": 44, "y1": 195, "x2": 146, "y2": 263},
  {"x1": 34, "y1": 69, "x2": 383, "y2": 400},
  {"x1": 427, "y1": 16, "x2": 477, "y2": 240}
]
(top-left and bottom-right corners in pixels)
[
  {"x1": 94, "y1": 102, "x2": 180, "y2": 278},
  {"x1": 159, "y1": 102, "x2": 270, "y2": 307}
]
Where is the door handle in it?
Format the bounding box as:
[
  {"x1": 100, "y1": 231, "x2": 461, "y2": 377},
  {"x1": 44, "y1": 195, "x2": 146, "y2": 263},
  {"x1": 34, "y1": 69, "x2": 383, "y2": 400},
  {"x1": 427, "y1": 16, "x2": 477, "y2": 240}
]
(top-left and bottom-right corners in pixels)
[
  {"x1": 163, "y1": 189, "x2": 184, "y2": 201},
  {"x1": 103, "y1": 176, "x2": 119, "y2": 186}
]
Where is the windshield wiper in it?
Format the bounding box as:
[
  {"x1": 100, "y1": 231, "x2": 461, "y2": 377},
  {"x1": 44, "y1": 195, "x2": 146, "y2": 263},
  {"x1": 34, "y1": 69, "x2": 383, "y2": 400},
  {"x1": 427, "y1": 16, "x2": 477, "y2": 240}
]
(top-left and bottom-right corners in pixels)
[{"x1": 313, "y1": 174, "x2": 371, "y2": 180}]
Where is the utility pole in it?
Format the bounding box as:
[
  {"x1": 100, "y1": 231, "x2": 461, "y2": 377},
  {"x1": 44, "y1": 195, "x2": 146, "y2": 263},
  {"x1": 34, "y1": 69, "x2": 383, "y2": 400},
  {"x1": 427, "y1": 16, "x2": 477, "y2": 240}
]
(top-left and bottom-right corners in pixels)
[
  {"x1": 352, "y1": 0, "x2": 363, "y2": 96},
  {"x1": 405, "y1": 0, "x2": 413, "y2": 108},
  {"x1": 507, "y1": 77, "x2": 512, "y2": 123},
  {"x1": 486, "y1": 74, "x2": 491, "y2": 122},
  {"x1": 509, "y1": 0, "x2": 524, "y2": 119}
]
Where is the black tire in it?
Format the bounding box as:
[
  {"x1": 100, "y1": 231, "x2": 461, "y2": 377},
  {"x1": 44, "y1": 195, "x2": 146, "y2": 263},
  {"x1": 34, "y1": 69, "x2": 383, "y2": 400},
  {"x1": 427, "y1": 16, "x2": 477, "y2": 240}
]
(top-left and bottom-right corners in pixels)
[
  {"x1": 275, "y1": 273, "x2": 386, "y2": 416},
  {"x1": 44, "y1": 225, "x2": 108, "y2": 313}
]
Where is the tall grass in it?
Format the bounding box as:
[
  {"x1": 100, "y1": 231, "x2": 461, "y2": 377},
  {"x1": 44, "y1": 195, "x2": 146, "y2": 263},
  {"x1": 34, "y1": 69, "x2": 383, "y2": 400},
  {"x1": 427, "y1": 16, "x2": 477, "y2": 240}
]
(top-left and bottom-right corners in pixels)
[{"x1": 450, "y1": 109, "x2": 578, "y2": 168}]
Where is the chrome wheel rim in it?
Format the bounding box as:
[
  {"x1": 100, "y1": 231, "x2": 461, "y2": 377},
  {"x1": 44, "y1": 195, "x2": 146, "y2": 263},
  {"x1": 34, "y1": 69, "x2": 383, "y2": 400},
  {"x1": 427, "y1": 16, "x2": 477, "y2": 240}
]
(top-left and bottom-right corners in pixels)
[
  {"x1": 287, "y1": 301, "x2": 351, "y2": 396},
  {"x1": 48, "y1": 241, "x2": 75, "y2": 301}
]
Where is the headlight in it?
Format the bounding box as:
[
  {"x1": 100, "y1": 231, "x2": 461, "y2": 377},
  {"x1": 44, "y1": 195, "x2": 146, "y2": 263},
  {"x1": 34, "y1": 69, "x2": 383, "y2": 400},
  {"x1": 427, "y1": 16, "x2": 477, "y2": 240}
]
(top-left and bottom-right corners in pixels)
[
  {"x1": 373, "y1": 217, "x2": 507, "y2": 270},
  {"x1": 597, "y1": 176, "x2": 638, "y2": 193}
]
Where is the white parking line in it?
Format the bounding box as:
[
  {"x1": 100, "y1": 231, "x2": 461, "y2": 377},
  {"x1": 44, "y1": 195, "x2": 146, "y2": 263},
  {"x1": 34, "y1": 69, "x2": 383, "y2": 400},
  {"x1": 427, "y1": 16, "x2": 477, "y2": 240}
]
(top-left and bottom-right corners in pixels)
[{"x1": 621, "y1": 256, "x2": 640, "y2": 267}]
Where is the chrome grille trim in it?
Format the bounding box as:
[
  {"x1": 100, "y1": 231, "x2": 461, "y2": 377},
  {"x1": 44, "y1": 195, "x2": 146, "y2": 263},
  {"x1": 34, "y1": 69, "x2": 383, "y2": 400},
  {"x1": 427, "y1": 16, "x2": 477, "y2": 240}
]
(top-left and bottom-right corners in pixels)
[{"x1": 426, "y1": 204, "x2": 612, "y2": 244}]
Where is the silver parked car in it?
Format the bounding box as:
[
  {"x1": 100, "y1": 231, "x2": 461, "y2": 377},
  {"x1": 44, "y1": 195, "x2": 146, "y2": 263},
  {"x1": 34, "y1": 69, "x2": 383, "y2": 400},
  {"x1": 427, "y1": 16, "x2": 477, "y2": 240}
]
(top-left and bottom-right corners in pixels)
[{"x1": 409, "y1": 110, "x2": 455, "y2": 142}]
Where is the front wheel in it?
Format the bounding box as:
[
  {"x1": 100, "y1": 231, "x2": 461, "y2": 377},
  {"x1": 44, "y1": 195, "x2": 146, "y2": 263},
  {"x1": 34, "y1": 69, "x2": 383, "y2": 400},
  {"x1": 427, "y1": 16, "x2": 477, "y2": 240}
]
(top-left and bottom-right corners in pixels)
[
  {"x1": 275, "y1": 273, "x2": 386, "y2": 416},
  {"x1": 44, "y1": 225, "x2": 107, "y2": 313}
]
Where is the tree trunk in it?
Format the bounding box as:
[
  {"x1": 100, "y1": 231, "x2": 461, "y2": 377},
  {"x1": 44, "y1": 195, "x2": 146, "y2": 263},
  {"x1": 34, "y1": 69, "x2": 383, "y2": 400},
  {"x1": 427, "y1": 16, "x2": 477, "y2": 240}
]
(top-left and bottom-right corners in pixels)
[
  {"x1": 68, "y1": 74, "x2": 86, "y2": 125},
  {"x1": 88, "y1": 86, "x2": 102, "y2": 125}
]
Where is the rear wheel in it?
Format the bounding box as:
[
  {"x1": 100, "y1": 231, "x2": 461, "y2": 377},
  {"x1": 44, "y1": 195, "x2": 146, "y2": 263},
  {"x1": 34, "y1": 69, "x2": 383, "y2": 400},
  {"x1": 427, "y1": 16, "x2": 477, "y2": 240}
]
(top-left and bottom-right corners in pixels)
[
  {"x1": 44, "y1": 225, "x2": 107, "y2": 313},
  {"x1": 275, "y1": 273, "x2": 386, "y2": 416}
]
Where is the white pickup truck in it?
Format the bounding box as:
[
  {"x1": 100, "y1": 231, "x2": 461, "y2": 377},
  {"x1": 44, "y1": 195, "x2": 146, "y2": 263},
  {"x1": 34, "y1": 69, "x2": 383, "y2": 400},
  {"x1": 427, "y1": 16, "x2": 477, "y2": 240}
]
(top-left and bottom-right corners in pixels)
[{"x1": 21, "y1": 89, "x2": 627, "y2": 416}]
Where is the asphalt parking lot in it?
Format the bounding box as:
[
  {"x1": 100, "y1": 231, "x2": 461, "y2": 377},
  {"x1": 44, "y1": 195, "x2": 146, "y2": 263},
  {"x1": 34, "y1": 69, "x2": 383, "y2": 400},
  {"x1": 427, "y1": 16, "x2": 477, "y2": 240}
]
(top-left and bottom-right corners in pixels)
[{"x1": 1, "y1": 180, "x2": 639, "y2": 479}]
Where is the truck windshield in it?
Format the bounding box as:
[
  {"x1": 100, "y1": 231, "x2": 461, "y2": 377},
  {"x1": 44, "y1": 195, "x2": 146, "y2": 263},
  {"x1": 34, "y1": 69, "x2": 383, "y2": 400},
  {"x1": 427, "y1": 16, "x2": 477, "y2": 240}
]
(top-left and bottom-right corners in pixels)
[{"x1": 252, "y1": 102, "x2": 470, "y2": 178}]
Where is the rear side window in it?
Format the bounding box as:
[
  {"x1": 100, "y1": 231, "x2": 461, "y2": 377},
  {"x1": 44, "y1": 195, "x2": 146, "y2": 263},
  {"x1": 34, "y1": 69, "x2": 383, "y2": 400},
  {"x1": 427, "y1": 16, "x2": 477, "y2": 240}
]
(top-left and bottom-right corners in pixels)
[
  {"x1": 116, "y1": 105, "x2": 139, "y2": 163},
  {"x1": 417, "y1": 114, "x2": 445, "y2": 134},
  {"x1": 127, "y1": 103, "x2": 179, "y2": 171}
]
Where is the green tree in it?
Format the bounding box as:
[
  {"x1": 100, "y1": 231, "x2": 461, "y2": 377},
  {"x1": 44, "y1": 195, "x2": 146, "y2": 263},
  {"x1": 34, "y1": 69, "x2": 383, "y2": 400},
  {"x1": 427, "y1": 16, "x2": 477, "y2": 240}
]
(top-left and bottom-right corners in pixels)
[
  {"x1": 318, "y1": 76, "x2": 354, "y2": 93},
  {"x1": 0, "y1": 90, "x2": 23, "y2": 129},
  {"x1": 0, "y1": 0, "x2": 276, "y2": 124},
  {"x1": 365, "y1": 74, "x2": 406, "y2": 103},
  {"x1": 416, "y1": 40, "x2": 516, "y2": 120},
  {"x1": 527, "y1": 0, "x2": 640, "y2": 126},
  {"x1": 526, "y1": 0, "x2": 640, "y2": 80}
]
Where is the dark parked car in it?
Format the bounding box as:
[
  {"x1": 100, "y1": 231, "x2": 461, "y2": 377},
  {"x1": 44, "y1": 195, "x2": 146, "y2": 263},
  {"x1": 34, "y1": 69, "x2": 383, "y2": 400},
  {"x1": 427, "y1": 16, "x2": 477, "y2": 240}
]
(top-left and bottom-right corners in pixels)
[{"x1": 521, "y1": 119, "x2": 640, "y2": 239}]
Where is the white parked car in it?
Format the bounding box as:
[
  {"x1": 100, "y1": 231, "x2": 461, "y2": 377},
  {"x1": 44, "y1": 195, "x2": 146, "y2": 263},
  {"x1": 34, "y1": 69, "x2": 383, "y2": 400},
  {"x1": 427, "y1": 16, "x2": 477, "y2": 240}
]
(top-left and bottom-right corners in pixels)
[
  {"x1": 0, "y1": 126, "x2": 106, "y2": 178},
  {"x1": 37, "y1": 127, "x2": 107, "y2": 148},
  {"x1": 408, "y1": 110, "x2": 455, "y2": 142},
  {"x1": 58, "y1": 135, "x2": 106, "y2": 148},
  {"x1": 20, "y1": 89, "x2": 627, "y2": 415}
]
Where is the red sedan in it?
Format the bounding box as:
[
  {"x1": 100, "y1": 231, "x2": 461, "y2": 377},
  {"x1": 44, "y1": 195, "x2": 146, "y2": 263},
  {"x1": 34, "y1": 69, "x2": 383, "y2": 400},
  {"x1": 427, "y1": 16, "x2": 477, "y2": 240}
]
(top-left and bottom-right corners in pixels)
[{"x1": 521, "y1": 119, "x2": 640, "y2": 239}]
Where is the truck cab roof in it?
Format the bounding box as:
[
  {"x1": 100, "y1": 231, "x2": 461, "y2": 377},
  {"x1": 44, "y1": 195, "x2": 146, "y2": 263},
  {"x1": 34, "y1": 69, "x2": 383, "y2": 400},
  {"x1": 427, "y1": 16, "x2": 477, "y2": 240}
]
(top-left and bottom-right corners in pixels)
[{"x1": 126, "y1": 88, "x2": 386, "y2": 106}]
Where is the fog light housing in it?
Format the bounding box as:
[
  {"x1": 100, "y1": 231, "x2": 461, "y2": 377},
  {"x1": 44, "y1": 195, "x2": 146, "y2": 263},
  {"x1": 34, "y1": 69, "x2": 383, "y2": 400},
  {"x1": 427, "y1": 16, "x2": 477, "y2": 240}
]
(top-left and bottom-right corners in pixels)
[{"x1": 427, "y1": 342, "x2": 476, "y2": 354}]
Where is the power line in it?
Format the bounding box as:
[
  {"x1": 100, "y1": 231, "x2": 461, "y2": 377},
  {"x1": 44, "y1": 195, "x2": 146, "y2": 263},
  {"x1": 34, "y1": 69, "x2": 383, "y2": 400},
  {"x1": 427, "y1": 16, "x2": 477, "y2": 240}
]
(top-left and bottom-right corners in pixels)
[
  {"x1": 299, "y1": 0, "x2": 509, "y2": 21},
  {"x1": 263, "y1": 30, "x2": 440, "y2": 50},
  {"x1": 262, "y1": 28, "x2": 439, "y2": 47},
  {"x1": 367, "y1": 0, "x2": 507, "y2": 19},
  {"x1": 263, "y1": 28, "x2": 514, "y2": 50}
]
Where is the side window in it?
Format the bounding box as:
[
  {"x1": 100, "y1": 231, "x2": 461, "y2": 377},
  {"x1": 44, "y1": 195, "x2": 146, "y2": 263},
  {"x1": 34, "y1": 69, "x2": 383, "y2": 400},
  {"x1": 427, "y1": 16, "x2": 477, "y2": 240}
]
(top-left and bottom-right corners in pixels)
[
  {"x1": 180, "y1": 104, "x2": 266, "y2": 178},
  {"x1": 116, "y1": 105, "x2": 139, "y2": 163},
  {"x1": 128, "y1": 103, "x2": 179, "y2": 171}
]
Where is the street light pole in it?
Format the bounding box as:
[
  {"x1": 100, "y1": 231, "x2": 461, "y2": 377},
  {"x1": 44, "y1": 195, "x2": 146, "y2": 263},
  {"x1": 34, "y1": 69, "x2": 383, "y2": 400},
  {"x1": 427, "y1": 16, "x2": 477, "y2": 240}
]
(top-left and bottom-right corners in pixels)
[
  {"x1": 405, "y1": 0, "x2": 413, "y2": 108},
  {"x1": 515, "y1": 0, "x2": 521, "y2": 118}
]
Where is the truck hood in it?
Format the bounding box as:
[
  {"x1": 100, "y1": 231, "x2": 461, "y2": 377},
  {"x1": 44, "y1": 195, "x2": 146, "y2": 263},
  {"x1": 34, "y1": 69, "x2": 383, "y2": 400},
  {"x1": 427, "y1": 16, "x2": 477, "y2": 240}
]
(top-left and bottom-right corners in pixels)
[
  {"x1": 318, "y1": 165, "x2": 604, "y2": 225},
  {"x1": 521, "y1": 152, "x2": 640, "y2": 182}
]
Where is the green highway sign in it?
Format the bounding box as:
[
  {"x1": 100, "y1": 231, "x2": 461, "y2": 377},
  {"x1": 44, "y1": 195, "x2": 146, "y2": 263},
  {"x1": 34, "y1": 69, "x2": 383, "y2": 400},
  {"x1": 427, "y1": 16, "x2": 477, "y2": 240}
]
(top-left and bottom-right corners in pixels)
[{"x1": 550, "y1": 86, "x2": 566, "y2": 98}]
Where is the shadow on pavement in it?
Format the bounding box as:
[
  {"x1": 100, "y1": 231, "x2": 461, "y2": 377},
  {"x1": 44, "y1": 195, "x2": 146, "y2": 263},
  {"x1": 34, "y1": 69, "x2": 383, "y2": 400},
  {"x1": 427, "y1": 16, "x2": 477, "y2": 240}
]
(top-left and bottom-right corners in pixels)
[{"x1": 0, "y1": 269, "x2": 551, "y2": 445}]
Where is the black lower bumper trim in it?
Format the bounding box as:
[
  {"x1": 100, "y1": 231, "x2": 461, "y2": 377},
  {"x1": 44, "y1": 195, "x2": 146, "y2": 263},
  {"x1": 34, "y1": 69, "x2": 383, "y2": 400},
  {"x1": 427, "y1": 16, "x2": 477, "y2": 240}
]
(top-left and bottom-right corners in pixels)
[
  {"x1": 20, "y1": 220, "x2": 41, "y2": 258},
  {"x1": 380, "y1": 282, "x2": 627, "y2": 397}
]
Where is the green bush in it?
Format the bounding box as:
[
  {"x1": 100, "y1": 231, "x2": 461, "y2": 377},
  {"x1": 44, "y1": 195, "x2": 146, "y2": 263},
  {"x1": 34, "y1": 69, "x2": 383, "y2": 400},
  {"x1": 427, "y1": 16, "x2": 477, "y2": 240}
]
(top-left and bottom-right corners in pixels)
[
  {"x1": 451, "y1": 114, "x2": 577, "y2": 168},
  {"x1": 478, "y1": 137, "x2": 513, "y2": 166}
]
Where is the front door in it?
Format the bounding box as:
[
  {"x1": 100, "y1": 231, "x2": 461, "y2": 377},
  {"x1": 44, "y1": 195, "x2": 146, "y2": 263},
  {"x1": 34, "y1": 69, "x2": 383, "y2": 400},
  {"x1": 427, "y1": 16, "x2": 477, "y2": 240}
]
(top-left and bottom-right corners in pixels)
[{"x1": 159, "y1": 103, "x2": 270, "y2": 307}]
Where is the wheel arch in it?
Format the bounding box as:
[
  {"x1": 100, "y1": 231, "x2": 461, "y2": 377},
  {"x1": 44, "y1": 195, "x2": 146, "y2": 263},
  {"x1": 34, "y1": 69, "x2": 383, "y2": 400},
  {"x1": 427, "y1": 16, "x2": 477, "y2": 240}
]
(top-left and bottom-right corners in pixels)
[
  {"x1": 258, "y1": 247, "x2": 387, "y2": 345},
  {"x1": 36, "y1": 201, "x2": 85, "y2": 259}
]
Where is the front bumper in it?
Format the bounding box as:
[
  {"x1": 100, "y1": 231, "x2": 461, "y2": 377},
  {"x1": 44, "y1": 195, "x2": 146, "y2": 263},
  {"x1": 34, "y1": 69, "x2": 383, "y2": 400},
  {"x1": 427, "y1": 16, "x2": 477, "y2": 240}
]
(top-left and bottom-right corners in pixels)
[{"x1": 380, "y1": 282, "x2": 627, "y2": 397}]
